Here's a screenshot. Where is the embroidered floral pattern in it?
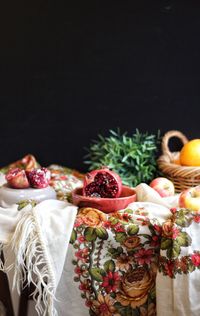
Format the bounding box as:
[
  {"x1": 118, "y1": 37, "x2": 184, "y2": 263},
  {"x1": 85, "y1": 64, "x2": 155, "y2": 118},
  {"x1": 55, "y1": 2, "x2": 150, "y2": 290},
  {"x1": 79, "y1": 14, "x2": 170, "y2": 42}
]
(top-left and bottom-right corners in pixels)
[
  {"x1": 48, "y1": 164, "x2": 83, "y2": 201},
  {"x1": 70, "y1": 206, "x2": 200, "y2": 315},
  {"x1": 70, "y1": 207, "x2": 158, "y2": 315},
  {"x1": 159, "y1": 208, "x2": 200, "y2": 278}
]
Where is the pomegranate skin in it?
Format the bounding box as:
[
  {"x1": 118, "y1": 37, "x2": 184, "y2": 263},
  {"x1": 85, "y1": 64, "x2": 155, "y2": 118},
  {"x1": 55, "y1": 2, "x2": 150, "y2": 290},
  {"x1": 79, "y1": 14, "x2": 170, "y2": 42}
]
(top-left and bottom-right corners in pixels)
[
  {"x1": 6, "y1": 168, "x2": 30, "y2": 189},
  {"x1": 26, "y1": 167, "x2": 51, "y2": 189},
  {"x1": 83, "y1": 168, "x2": 122, "y2": 198}
]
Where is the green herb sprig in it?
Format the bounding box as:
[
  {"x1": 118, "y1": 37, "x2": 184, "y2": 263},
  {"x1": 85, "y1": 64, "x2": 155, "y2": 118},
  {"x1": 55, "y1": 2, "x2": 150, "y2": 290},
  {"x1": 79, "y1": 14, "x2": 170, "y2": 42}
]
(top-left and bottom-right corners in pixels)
[{"x1": 84, "y1": 129, "x2": 160, "y2": 187}]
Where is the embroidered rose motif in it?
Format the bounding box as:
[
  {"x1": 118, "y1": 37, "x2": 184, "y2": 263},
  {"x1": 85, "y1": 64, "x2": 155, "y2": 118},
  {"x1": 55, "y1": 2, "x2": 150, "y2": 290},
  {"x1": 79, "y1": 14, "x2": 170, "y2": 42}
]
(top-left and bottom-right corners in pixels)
[
  {"x1": 116, "y1": 267, "x2": 155, "y2": 308},
  {"x1": 162, "y1": 219, "x2": 180, "y2": 239},
  {"x1": 77, "y1": 208, "x2": 107, "y2": 227},
  {"x1": 123, "y1": 236, "x2": 141, "y2": 249}
]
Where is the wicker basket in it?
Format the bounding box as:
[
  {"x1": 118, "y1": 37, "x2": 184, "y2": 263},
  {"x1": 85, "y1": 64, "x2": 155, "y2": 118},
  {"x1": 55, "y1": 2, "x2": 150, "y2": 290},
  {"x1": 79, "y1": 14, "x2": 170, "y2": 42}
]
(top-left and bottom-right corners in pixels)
[{"x1": 157, "y1": 130, "x2": 200, "y2": 192}]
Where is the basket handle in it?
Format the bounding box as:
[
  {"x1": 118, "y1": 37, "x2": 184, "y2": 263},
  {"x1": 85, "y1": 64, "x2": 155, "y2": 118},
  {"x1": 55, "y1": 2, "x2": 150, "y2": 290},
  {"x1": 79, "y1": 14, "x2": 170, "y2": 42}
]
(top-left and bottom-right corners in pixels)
[{"x1": 162, "y1": 130, "x2": 189, "y2": 158}]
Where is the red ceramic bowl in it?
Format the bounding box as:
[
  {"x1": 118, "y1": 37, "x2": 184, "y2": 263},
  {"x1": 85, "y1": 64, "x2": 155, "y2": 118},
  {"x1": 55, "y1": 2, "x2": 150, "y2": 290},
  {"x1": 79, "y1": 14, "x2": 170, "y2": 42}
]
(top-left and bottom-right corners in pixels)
[{"x1": 71, "y1": 185, "x2": 137, "y2": 213}]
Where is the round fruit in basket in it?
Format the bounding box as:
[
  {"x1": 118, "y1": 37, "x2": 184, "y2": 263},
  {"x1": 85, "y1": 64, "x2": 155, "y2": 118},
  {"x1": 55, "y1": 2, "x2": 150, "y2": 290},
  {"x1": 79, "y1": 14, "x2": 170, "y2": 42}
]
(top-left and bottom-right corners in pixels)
[{"x1": 180, "y1": 139, "x2": 200, "y2": 166}]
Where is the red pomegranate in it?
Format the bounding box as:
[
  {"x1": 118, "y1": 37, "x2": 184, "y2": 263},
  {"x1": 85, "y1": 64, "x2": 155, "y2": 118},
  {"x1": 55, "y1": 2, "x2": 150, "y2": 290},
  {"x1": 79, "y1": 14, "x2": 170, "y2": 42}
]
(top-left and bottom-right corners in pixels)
[
  {"x1": 83, "y1": 167, "x2": 122, "y2": 198},
  {"x1": 9, "y1": 154, "x2": 38, "y2": 171},
  {"x1": 26, "y1": 167, "x2": 51, "y2": 189},
  {"x1": 6, "y1": 168, "x2": 30, "y2": 189},
  {"x1": 21, "y1": 154, "x2": 38, "y2": 171}
]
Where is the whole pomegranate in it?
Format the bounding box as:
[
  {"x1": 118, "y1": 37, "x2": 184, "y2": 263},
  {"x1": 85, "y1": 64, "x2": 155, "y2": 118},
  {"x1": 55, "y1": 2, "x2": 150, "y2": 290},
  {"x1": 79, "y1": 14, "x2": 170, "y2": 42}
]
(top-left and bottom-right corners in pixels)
[
  {"x1": 6, "y1": 168, "x2": 30, "y2": 189},
  {"x1": 83, "y1": 167, "x2": 122, "y2": 198},
  {"x1": 26, "y1": 167, "x2": 51, "y2": 189}
]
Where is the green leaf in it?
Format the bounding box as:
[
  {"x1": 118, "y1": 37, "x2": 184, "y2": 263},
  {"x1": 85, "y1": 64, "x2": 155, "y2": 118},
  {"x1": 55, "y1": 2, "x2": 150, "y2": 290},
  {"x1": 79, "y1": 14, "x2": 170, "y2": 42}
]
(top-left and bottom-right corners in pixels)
[
  {"x1": 175, "y1": 209, "x2": 193, "y2": 227},
  {"x1": 84, "y1": 129, "x2": 160, "y2": 187},
  {"x1": 104, "y1": 260, "x2": 115, "y2": 272},
  {"x1": 89, "y1": 268, "x2": 104, "y2": 282},
  {"x1": 109, "y1": 217, "x2": 119, "y2": 225},
  {"x1": 148, "y1": 224, "x2": 156, "y2": 235},
  {"x1": 95, "y1": 227, "x2": 108, "y2": 240},
  {"x1": 188, "y1": 262, "x2": 195, "y2": 272},
  {"x1": 108, "y1": 247, "x2": 118, "y2": 255},
  {"x1": 117, "y1": 246, "x2": 124, "y2": 254},
  {"x1": 108, "y1": 247, "x2": 124, "y2": 258},
  {"x1": 127, "y1": 224, "x2": 139, "y2": 235},
  {"x1": 176, "y1": 232, "x2": 192, "y2": 247},
  {"x1": 115, "y1": 232, "x2": 127, "y2": 243},
  {"x1": 84, "y1": 227, "x2": 97, "y2": 242},
  {"x1": 114, "y1": 302, "x2": 140, "y2": 316},
  {"x1": 125, "y1": 209, "x2": 133, "y2": 214},
  {"x1": 114, "y1": 303, "x2": 127, "y2": 316},
  {"x1": 110, "y1": 292, "x2": 116, "y2": 298},
  {"x1": 150, "y1": 286, "x2": 156, "y2": 300},
  {"x1": 17, "y1": 199, "x2": 37, "y2": 211},
  {"x1": 161, "y1": 238, "x2": 173, "y2": 250},
  {"x1": 175, "y1": 217, "x2": 192, "y2": 227},
  {"x1": 166, "y1": 242, "x2": 181, "y2": 259},
  {"x1": 70, "y1": 229, "x2": 77, "y2": 244}
]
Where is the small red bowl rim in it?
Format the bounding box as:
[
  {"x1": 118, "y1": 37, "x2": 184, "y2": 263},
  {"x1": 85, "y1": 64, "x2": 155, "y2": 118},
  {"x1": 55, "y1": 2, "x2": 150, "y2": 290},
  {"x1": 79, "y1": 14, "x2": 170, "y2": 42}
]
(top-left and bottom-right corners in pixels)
[{"x1": 72, "y1": 185, "x2": 136, "y2": 201}]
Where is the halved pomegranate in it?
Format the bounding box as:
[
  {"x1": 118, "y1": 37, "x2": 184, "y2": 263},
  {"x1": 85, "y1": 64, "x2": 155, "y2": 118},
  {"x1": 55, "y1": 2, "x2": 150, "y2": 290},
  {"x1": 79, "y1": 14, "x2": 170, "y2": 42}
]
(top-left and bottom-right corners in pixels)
[
  {"x1": 9, "y1": 154, "x2": 38, "y2": 171},
  {"x1": 83, "y1": 167, "x2": 122, "y2": 198},
  {"x1": 26, "y1": 167, "x2": 51, "y2": 189},
  {"x1": 6, "y1": 168, "x2": 30, "y2": 189},
  {"x1": 21, "y1": 154, "x2": 38, "y2": 171}
]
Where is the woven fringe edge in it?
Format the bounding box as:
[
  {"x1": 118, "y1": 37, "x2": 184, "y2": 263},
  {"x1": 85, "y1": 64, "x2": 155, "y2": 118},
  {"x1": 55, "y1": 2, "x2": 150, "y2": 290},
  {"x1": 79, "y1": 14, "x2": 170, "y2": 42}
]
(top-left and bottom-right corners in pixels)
[{"x1": 1, "y1": 209, "x2": 57, "y2": 316}]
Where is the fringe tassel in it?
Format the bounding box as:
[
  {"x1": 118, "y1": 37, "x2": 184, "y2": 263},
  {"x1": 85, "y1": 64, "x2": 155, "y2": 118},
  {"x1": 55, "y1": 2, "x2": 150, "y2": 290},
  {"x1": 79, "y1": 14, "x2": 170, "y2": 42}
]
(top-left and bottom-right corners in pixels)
[
  {"x1": 0, "y1": 242, "x2": 4, "y2": 271},
  {"x1": 10, "y1": 209, "x2": 57, "y2": 316}
]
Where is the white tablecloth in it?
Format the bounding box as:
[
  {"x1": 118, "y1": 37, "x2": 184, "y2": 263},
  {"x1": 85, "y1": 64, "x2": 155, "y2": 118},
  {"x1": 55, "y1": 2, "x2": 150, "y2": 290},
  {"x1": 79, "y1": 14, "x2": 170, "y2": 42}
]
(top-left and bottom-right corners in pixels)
[{"x1": 1, "y1": 182, "x2": 200, "y2": 316}]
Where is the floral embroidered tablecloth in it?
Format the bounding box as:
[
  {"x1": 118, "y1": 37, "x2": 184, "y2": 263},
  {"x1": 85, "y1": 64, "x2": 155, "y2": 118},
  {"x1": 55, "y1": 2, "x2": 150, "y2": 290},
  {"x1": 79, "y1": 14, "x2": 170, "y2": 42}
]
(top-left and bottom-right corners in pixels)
[
  {"x1": 1, "y1": 156, "x2": 200, "y2": 316},
  {"x1": 43, "y1": 164, "x2": 200, "y2": 315},
  {"x1": 69, "y1": 206, "x2": 158, "y2": 316},
  {"x1": 66, "y1": 202, "x2": 200, "y2": 316}
]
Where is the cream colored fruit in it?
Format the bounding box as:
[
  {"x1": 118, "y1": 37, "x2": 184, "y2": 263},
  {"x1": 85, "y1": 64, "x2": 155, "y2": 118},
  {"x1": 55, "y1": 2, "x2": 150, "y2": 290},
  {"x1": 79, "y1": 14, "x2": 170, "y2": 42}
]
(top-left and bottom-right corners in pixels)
[
  {"x1": 150, "y1": 177, "x2": 175, "y2": 197},
  {"x1": 180, "y1": 139, "x2": 200, "y2": 166},
  {"x1": 179, "y1": 186, "x2": 200, "y2": 211}
]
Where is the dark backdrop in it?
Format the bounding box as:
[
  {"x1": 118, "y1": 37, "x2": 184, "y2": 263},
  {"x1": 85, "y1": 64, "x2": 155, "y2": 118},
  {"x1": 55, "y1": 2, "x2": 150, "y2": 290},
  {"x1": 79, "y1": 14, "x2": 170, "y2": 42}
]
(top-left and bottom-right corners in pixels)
[{"x1": 1, "y1": 1, "x2": 200, "y2": 171}]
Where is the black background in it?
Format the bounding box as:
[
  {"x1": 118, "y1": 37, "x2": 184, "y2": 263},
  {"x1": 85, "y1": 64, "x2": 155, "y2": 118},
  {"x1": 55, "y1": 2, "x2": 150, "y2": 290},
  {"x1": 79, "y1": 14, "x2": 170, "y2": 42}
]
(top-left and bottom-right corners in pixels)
[{"x1": 1, "y1": 0, "x2": 200, "y2": 171}]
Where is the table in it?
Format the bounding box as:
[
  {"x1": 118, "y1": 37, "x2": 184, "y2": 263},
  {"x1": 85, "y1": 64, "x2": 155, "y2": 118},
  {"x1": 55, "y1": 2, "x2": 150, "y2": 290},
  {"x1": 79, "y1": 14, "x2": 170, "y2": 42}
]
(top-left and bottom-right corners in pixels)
[{"x1": 1, "y1": 161, "x2": 200, "y2": 316}]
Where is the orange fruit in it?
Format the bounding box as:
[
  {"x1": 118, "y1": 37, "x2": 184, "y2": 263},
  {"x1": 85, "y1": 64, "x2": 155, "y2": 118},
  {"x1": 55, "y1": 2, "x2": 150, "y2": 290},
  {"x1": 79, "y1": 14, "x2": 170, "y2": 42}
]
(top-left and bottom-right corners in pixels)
[
  {"x1": 173, "y1": 158, "x2": 181, "y2": 165},
  {"x1": 180, "y1": 139, "x2": 200, "y2": 166}
]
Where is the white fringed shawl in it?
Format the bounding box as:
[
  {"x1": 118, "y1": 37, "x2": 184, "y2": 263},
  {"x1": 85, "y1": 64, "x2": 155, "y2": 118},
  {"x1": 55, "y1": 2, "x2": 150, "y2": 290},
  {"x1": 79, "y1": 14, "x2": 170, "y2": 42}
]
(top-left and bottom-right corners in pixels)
[{"x1": 0, "y1": 200, "x2": 77, "y2": 315}]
